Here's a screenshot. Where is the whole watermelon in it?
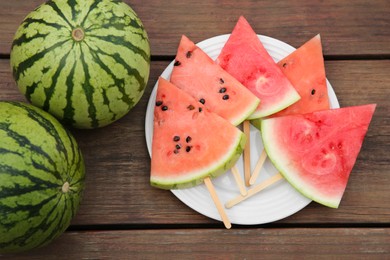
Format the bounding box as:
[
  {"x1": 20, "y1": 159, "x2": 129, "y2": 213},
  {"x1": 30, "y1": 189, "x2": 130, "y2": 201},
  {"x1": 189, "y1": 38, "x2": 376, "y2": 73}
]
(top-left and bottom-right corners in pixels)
[
  {"x1": 10, "y1": 0, "x2": 150, "y2": 128},
  {"x1": 0, "y1": 101, "x2": 85, "y2": 253}
]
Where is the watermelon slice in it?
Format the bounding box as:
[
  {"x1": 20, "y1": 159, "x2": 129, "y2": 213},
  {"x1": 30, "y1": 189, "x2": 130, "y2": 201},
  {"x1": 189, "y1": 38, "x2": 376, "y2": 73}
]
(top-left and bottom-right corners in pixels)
[
  {"x1": 261, "y1": 104, "x2": 376, "y2": 208},
  {"x1": 275, "y1": 34, "x2": 330, "y2": 116},
  {"x1": 150, "y1": 78, "x2": 246, "y2": 189},
  {"x1": 251, "y1": 34, "x2": 330, "y2": 129},
  {"x1": 216, "y1": 16, "x2": 300, "y2": 119},
  {"x1": 170, "y1": 35, "x2": 260, "y2": 126}
]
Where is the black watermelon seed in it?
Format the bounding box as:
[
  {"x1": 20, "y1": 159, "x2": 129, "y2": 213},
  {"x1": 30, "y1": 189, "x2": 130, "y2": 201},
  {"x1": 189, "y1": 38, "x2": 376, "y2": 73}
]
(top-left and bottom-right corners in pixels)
[
  {"x1": 174, "y1": 149, "x2": 179, "y2": 154},
  {"x1": 198, "y1": 107, "x2": 202, "y2": 112},
  {"x1": 186, "y1": 146, "x2": 192, "y2": 152},
  {"x1": 176, "y1": 144, "x2": 181, "y2": 149},
  {"x1": 219, "y1": 78, "x2": 224, "y2": 84},
  {"x1": 222, "y1": 94, "x2": 229, "y2": 100},
  {"x1": 186, "y1": 51, "x2": 192, "y2": 58},
  {"x1": 199, "y1": 98, "x2": 205, "y2": 104},
  {"x1": 187, "y1": 104, "x2": 195, "y2": 110},
  {"x1": 173, "y1": 136, "x2": 180, "y2": 142},
  {"x1": 186, "y1": 136, "x2": 192, "y2": 143},
  {"x1": 282, "y1": 62, "x2": 288, "y2": 68},
  {"x1": 174, "y1": 60, "x2": 181, "y2": 66},
  {"x1": 219, "y1": 87, "x2": 226, "y2": 93},
  {"x1": 311, "y1": 89, "x2": 316, "y2": 95},
  {"x1": 156, "y1": 100, "x2": 163, "y2": 106},
  {"x1": 162, "y1": 106, "x2": 168, "y2": 111}
]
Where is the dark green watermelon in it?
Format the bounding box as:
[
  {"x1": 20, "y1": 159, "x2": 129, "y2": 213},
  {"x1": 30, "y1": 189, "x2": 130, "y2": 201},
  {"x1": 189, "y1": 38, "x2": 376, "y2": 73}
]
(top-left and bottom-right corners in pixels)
[
  {"x1": 0, "y1": 101, "x2": 85, "y2": 253},
  {"x1": 10, "y1": 0, "x2": 150, "y2": 128}
]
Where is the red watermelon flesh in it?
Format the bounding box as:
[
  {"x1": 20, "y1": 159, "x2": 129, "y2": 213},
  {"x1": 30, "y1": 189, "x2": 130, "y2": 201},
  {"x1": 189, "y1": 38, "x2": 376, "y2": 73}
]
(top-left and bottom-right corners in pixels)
[
  {"x1": 251, "y1": 34, "x2": 330, "y2": 129},
  {"x1": 170, "y1": 35, "x2": 260, "y2": 126},
  {"x1": 151, "y1": 78, "x2": 246, "y2": 190},
  {"x1": 274, "y1": 34, "x2": 330, "y2": 117},
  {"x1": 261, "y1": 104, "x2": 376, "y2": 208},
  {"x1": 216, "y1": 16, "x2": 300, "y2": 119}
]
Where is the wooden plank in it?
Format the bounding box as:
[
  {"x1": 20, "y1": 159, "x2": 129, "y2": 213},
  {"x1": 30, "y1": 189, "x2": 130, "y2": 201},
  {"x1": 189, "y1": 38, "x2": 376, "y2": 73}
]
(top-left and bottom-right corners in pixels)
[
  {"x1": 3, "y1": 228, "x2": 390, "y2": 259},
  {"x1": 1, "y1": 0, "x2": 390, "y2": 56},
  {"x1": 0, "y1": 59, "x2": 389, "y2": 225}
]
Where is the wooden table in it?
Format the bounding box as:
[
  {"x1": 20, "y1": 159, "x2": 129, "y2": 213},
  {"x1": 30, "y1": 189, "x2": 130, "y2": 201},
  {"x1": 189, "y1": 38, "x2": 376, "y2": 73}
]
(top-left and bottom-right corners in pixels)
[{"x1": 1, "y1": 0, "x2": 389, "y2": 258}]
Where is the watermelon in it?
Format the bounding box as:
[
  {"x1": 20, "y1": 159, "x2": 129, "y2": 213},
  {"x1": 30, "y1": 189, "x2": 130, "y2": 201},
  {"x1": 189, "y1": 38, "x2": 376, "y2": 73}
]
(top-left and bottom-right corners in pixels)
[
  {"x1": 261, "y1": 104, "x2": 376, "y2": 208},
  {"x1": 150, "y1": 78, "x2": 246, "y2": 189},
  {"x1": 10, "y1": 0, "x2": 150, "y2": 129},
  {"x1": 251, "y1": 34, "x2": 330, "y2": 129},
  {"x1": 275, "y1": 34, "x2": 330, "y2": 116},
  {"x1": 216, "y1": 16, "x2": 300, "y2": 119},
  {"x1": 0, "y1": 101, "x2": 85, "y2": 253},
  {"x1": 170, "y1": 35, "x2": 260, "y2": 126}
]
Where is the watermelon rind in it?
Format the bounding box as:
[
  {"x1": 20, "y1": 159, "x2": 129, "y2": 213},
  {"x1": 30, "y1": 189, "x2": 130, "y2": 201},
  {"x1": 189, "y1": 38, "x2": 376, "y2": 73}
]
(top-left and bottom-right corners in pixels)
[
  {"x1": 0, "y1": 101, "x2": 85, "y2": 253},
  {"x1": 250, "y1": 118, "x2": 262, "y2": 130},
  {"x1": 229, "y1": 97, "x2": 260, "y2": 126},
  {"x1": 10, "y1": 0, "x2": 150, "y2": 129},
  {"x1": 247, "y1": 92, "x2": 300, "y2": 120},
  {"x1": 151, "y1": 132, "x2": 246, "y2": 190}
]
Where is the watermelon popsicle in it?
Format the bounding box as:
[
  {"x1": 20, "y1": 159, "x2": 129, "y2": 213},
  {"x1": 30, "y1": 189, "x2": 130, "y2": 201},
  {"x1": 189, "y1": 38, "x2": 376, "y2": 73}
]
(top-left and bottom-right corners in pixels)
[
  {"x1": 227, "y1": 104, "x2": 376, "y2": 209},
  {"x1": 150, "y1": 78, "x2": 248, "y2": 228},
  {"x1": 216, "y1": 16, "x2": 301, "y2": 120},
  {"x1": 216, "y1": 16, "x2": 301, "y2": 185},
  {"x1": 170, "y1": 34, "x2": 259, "y2": 191},
  {"x1": 261, "y1": 104, "x2": 376, "y2": 208}
]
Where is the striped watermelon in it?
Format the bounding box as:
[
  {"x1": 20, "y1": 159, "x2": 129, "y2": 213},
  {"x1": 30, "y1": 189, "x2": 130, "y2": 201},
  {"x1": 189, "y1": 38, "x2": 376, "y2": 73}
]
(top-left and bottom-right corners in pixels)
[
  {"x1": 10, "y1": 0, "x2": 150, "y2": 128},
  {"x1": 0, "y1": 101, "x2": 85, "y2": 253}
]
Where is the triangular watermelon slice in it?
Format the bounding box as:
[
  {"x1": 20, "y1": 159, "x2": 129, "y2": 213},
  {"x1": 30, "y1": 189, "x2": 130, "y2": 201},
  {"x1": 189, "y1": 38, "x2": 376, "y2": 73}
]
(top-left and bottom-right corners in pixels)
[
  {"x1": 261, "y1": 104, "x2": 376, "y2": 208},
  {"x1": 150, "y1": 78, "x2": 246, "y2": 189},
  {"x1": 170, "y1": 35, "x2": 260, "y2": 126},
  {"x1": 216, "y1": 16, "x2": 300, "y2": 119},
  {"x1": 251, "y1": 34, "x2": 330, "y2": 129},
  {"x1": 275, "y1": 34, "x2": 330, "y2": 116}
]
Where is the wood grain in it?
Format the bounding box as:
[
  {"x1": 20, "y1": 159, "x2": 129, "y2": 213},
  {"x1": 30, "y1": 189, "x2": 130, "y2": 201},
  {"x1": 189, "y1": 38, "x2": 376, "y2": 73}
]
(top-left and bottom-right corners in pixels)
[
  {"x1": 3, "y1": 228, "x2": 390, "y2": 259},
  {"x1": 1, "y1": 0, "x2": 390, "y2": 56},
  {"x1": 1, "y1": 59, "x2": 389, "y2": 226},
  {"x1": 1, "y1": 1, "x2": 390, "y2": 258}
]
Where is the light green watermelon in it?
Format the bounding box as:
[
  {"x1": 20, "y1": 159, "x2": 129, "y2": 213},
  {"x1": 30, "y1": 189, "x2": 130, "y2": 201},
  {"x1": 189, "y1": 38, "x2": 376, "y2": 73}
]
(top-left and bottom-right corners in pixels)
[
  {"x1": 150, "y1": 78, "x2": 246, "y2": 189},
  {"x1": 10, "y1": 0, "x2": 150, "y2": 129},
  {"x1": 0, "y1": 101, "x2": 85, "y2": 253},
  {"x1": 261, "y1": 104, "x2": 376, "y2": 208}
]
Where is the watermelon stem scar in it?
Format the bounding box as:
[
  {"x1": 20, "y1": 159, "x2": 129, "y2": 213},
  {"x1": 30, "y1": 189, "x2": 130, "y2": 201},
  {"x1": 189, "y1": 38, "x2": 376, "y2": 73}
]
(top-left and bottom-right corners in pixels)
[
  {"x1": 72, "y1": 28, "x2": 85, "y2": 42},
  {"x1": 62, "y1": 181, "x2": 70, "y2": 193}
]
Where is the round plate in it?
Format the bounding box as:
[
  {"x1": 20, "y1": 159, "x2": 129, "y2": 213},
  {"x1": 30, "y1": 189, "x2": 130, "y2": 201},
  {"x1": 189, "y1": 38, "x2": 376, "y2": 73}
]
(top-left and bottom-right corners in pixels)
[{"x1": 145, "y1": 34, "x2": 340, "y2": 225}]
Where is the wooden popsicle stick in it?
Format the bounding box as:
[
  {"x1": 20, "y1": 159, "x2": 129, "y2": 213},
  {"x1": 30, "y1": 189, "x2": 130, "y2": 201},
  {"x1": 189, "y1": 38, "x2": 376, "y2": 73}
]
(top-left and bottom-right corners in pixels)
[
  {"x1": 204, "y1": 177, "x2": 232, "y2": 229},
  {"x1": 249, "y1": 149, "x2": 267, "y2": 185},
  {"x1": 243, "y1": 120, "x2": 251, "y2": 186},
  {"x1": 225, "y1": 173, "x2": 283, "y2": 209},
  {"x1": 231, "y1": 165, "x2": 247, "y2": 196}
]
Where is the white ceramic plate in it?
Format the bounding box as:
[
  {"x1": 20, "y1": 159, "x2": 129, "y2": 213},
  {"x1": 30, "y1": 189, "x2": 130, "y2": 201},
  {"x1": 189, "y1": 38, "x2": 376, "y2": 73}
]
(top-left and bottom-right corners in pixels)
[{"x1": 145, "y1": 34, "x2": 340, "y2": 225}]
